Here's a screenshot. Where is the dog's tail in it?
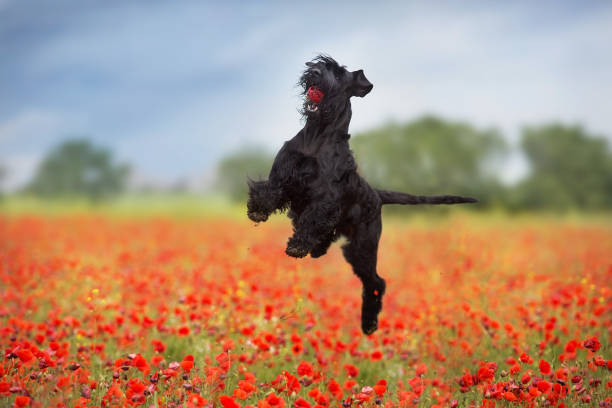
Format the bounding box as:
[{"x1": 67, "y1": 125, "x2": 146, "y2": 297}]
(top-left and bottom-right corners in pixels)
[{"x1": 376, "y1": 189, "x2": 478, "y2": 205}]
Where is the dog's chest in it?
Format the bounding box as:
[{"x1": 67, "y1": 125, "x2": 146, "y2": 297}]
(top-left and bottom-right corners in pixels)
[{"x1": 295, "y1": 137, "x2": 356, "y2": 183}]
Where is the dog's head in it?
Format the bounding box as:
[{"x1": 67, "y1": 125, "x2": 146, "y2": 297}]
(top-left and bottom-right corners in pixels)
[{"x1": 299, "y1": 55, "x2": 373, "y2": 121}]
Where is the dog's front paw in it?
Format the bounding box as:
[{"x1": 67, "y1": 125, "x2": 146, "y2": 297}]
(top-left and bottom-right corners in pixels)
[
  {"x1": 286, "y1": 236, "x2": 310, "y2": 258},
  {"x1": 310, "y1": 242, "x2": 330, "y2": 258},
  {"x1": 248, "y1": 211, "x2": 269, "y2": 223},
  {"x1": 309, "y1": 247, "x2": 327, "y2": 259},
  {"x1": 286, "y1": 244, "x2": 309, "y2": 258},
  {"x1": 310, "y1": 236, "x2": 334, "y2": 258}
]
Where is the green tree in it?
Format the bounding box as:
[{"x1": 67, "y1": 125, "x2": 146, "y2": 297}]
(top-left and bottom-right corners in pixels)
[
  {"x1": 0, "y1": 164, "x2": 6, "y2": 199},
  {"x1": 352, "y1": 115, "x2": 507, "y2": 209},
  {"x1": 512, "y1": 124, "x2": 612, "y2": 211},
  {"x1": 26, "y1": 139, "x2": 130, "y2": 201},
  {"x1": 216, "y1": 148, "x2": 273, "y2": 201}
]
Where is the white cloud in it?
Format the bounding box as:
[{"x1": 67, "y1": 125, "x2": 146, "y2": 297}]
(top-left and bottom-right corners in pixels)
[
  {"x1": 0, "y1": 153, "x2": 41, "y2": 191},
  {"x1": 0, "y1": 110, "x2": 64, "y2": 144}
]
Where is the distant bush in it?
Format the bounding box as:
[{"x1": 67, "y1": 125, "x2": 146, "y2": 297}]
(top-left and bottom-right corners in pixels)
[
  {"x1": 215, "y1": 148, "x2": 273, "y2": 202},
  {"x1": 25, "y1": 139, "x2": 130, "y2": 201},
  {"x1": 509, "y1": 124, "x2": 612, "y2": 212}
]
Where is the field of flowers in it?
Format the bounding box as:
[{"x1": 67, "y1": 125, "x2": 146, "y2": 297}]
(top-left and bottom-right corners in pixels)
[{"x1": 0, "y1": 213, "x2": 611, "y2": 407}]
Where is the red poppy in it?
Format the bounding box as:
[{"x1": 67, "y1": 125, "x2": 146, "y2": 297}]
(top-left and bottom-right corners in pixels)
[
  {"x1": 503, "y1": 392, "x2": 517, "y2": 401},
  {"x1": 328, "y1": 379, "x2": 342, "y2": 399},
  {"x1": 292, "y1": 343, "x2": 304, "y2": 354},
  {"x1": 416, "y1": 363, "x2": 427, "y2": 377},
  {"x1": 583, "y1": 336, "x2": 601, "y2": 352},
  {"x1": 181, "y1": 359, "x2": 194, "y2": 372},
  {"x1": 266, "y1": 393, "x2": 286, "y2": 408},
  {"x1": 14, "y1": 396, "x2": 30, "y2": 407},
  {"x1": 151, "y1": 339, "x2": 166, "y2": 353},
  {"x1": 521, "y1": 373, "x2": 531, "y2": 384},
  {"x1": 132, "y1": 354, "x2": 149, "y2": 374},
  {"x1": 0, "y1": 382, "x2": 9, "y2": 396},
  {"x1": 520, "y1": 352, "x2": 533, "y2": 364},
  {"x1": 187, "y1": 393, "x2": 208, "y2": 407},
  {"x1": 16, "y1": 349, "x2": 33, "y2": 363},
  {"x1": 537, "y1": 380, "x2": 551, "y2": 393},
  {"x1": 294, "y1": 398, "x2": 311, "y2": 408},
  {"x1": 344, "y1": 364, "x2": 359, "y2": 378},
  {"x1": 297, "y1": 361, "x2": 314, "y2": 377},
  {"x1": 539, "y1": 359, "x2": 551, "y2": 375},
  {"x1": 220, "y1": 395, "x2": 241, "y2": 408},
  {"x1": 373, "y1": 379, "x2": 387, "y2": 396}
]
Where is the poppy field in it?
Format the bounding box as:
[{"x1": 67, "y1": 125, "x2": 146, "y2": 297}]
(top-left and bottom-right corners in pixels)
[{"x1": 0, "y1": 213, "x2": 611, "y2": 407}]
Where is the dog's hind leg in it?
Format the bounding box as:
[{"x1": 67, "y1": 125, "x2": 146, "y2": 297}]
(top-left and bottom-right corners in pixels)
[{"x1": 341, "y1": 214, "x2": 386, "y2": 335}]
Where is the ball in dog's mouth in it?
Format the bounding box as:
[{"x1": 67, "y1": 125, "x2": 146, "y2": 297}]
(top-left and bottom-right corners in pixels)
[{"x1": 306, "y1": 86, "x2": 323, "y2": 112}]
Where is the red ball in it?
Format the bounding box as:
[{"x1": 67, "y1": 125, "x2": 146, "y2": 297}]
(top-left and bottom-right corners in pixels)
[{"x1": 307, "y1": 86, "x2": 324, "y2": 103}]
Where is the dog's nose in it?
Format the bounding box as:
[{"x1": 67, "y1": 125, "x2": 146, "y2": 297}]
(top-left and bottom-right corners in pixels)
[{"x1": 351, "y1": 70, "x2": 373, "y2": 97}]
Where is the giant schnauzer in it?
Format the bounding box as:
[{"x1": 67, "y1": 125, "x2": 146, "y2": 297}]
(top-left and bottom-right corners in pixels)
[{"x1": 247, "y1": 55, "x2": 477, "y2": 334}]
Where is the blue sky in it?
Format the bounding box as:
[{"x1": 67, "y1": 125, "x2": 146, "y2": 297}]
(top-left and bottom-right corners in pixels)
[{"x1": 1, "y1": 1, "x2": 611, "y2": 191}]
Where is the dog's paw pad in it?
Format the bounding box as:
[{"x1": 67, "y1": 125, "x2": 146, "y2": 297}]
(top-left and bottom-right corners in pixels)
[
  {"x1": 248, "y1": 211, "x2": 268, "y2": 223},
  {"x1": 286, "y1": 245, "x2": 308, "y2": 258}
]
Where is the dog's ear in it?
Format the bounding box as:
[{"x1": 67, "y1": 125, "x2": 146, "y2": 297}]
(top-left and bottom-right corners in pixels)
[{"x1": 350, "y1": 69, "x2": 373, "y2": 97}]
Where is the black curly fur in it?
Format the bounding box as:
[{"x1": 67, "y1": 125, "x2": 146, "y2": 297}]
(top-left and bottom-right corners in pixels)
[{"x1": 247, "y1": 55, "x2": 477, "y2": 334}]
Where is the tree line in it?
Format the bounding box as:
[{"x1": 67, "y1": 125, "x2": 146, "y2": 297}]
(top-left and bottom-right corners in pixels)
[
  {"x1": 4, "y1": 116, "x2": 610, "y2": 212},
  {"x1": 217, "y1": 116, "x2": 612, "y2": 213}
]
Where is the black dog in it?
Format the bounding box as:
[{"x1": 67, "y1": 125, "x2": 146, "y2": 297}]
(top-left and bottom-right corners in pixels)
[{"x1": 247, "y1": 55, "x2": 476, "y2": 334}]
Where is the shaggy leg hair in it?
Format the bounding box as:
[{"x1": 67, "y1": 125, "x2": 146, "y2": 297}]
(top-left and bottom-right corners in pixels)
[
  {"x1": 247, "y1": 55, "x2": 477, "y2": 334},
  {"x1": 246, "y1": 179, "x2": 285, "y2": 222}
]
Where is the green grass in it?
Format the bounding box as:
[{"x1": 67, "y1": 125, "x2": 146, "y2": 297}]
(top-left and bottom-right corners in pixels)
[{"x1": 0, "y1": 193, "x2": 245, "y2": 218}]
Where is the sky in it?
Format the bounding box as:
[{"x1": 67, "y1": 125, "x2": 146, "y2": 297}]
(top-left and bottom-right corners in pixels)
[{"x1": 1, "y1": 1, "x2": 611, "y2": 191}]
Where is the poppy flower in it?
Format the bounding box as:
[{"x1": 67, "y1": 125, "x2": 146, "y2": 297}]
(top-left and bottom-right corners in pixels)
[
  {"x1": 14, "y1": 396, "x2": 30, "y2": 407},
  {"x1": 328, "y1": 379, "x2": 342, "y2": 399},
  {"x1": 16, "y1": 349, "x2": 33, "y2": 363},
  {"x1": 539, "y1": 360, "x2": 551, "y2": 375},
  {"x1": 297, "y1": 361, "x2": 314, "y2": 377},
  {"x1": 151, "y1": 339, "x2": 166, "y2": 353},
  {"x1": 220, "y1": 395, "x2": 241, "y2": 408},
  {"x1": 294, "y1": 398, "x2": 311, "y2": 408},
  {"x1": 537, "y1": 380, "x2": 551, "y2": 393},
  {"x1": 265, "y1": 393, "x2": 286, "y2": 408},
  {"x1": 344, "y1": 364, "x2": 359, "y2": 378},
  {"x1": 503, "y1": 392, "x2": 517, "y2": 401},
  {"x1": 583, "y1": 336, "x2": 601, "y2": 352},
  {"x1": 373, "y1": 379, "x2": 387, "y2": 396},
  {"x1": 370, "y1": 350, "x2": 383, "y2": 361}
]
